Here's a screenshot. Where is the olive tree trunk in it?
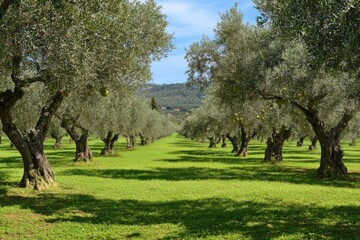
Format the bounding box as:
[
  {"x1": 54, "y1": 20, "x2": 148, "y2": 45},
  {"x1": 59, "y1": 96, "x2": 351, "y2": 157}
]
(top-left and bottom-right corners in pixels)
[
  {"x1": 125, "y1": 135, "x2": 136, "y2": 149},
  {"x1": 236, "y1": 127, "x2": 257, "y2": 157},
  {"x1": 0, "y1": 89, "x2": 63, "y2": 190},
  {"x1": 292, "y1": 100, "x2": 352, "y2": 178},
  {"x1": 308, "y1": 136, "x2": 318, "y2": 150},
  {"x1": 53, "y1": 137, "x2": 63, "y2": 149},
  {"x1": 264, "y1": 126, "x2": 292, "y2": 162},
  {"x1": 297, "y1": 135, "x2": 306, "y2": 147},
  {"x1": 208, "y1": 137, "x2": 217, "y2": 148},
  {"x1": 61, "y1": 118, "x2": 93, "y2": 162},
  {"x1": 139, "y1": 133, "x2": 149, "y2": 145},
  {"x1": 100, "y1": 131, "x2": 119, "y2": 155},
  {"x1": 221, "y1": 135, "x2": 227, "y2": 148},
  {"x1": 226, "y1": 133, "x2": 240, "y2": 153}
]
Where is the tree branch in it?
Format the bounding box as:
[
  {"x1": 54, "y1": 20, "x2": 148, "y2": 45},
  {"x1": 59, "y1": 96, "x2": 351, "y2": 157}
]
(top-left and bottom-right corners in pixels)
[
  {"x1": 331, "y1": 110, "x2": 355, "y2": 139},
  {"x1": 34, "y1": 92, "x2": 64, "y2": 139},
  {"x1": 307, "y1": 93, "x2": 327, "y2": 110}
]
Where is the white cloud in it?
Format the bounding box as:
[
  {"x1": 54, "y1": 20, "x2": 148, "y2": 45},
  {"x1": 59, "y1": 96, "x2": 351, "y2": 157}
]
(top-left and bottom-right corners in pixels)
[
  {"x1": 147, "y1": 0, "x2": 258, "y2": 84},
  {"x1": 158, "y1": 1, "x2": 218, "y2": 38}
]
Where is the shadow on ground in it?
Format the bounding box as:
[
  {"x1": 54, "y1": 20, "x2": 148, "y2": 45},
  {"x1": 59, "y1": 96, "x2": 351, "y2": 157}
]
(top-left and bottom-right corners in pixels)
[
  {"x1": 0, "y1": 193, "x2": 358, "y2": 240},
  {"x1": 59, "y1": 165, "x2": 360, "y2": 188}
]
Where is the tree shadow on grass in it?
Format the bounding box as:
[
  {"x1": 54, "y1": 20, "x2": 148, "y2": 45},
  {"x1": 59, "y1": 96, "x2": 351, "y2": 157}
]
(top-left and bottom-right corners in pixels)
[
  {"x1": 0, "y1": 156, "x2": 23, "y2": 168},
  {"x1": 59, "y1": 166, "x2": 360, "y2": 188},
  {"x1": 161, "y1": 155, "x2": 263, "y2": 165},
  {"x1": 0, "y1": 193, "x2": 358, "y2": 240}
]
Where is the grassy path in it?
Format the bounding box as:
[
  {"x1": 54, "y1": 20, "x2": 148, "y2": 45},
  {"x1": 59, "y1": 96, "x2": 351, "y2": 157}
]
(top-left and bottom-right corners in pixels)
[{"x1": 0, "y1": 134, "x2": 359, "y2": 239}]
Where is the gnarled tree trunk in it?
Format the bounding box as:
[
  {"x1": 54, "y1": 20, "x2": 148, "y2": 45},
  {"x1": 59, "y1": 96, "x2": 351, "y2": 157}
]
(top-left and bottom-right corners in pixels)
[
  {"x1": 226, "y1": 133, "x2": 240, "y2": 153},
  {"x1": 100, "y1": 131, "x2": 119, "y2": 155},
  {"x1": 291, "y1": 100, "x2": 353, "y2": 178},
  {"x1": 0, "y1": 89, "x2": 63, "y2": 190},
  {"x1": 74, "y1": 131, "x2": 92, "y2": 162},
  {"x1": 61, "y1": 118, "x2": 93, "y2": 162},
  {"x1": 236, "y1": 127, "x2": 257, "y2": 157},
  {"x1": 317, "y1": 137, "x2": 347, "y2": 177},
  {"x1": 264, "y1": 126, "x2": 292, "y2": 162}
]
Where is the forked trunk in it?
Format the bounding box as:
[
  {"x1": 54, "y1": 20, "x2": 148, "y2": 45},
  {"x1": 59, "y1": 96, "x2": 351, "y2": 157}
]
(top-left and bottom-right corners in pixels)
[
  {"x1": 74, "y1": 131, "x2": 92, "y2": 162},
  {"x1": 100, "y1": 131, "x2": 119, "y2": 155},
  {"x1": 61, "y1": 119, "x2": 93, "y2": 162},
  {"x1": 264, "y1": 126, "x2": 291, "y2": 162},
  {"x1": 317, "y1": 137, "x2": 347, "y2": 178},
  {"x1": 236, "y1": 127, "x2": 257, "y2": 157},
  {"x1": 292, "y1": 101, "x2": 353, "y2": 178},
  {"x1": 0, "y1": 90, "x2": 63, "y2": 190}
]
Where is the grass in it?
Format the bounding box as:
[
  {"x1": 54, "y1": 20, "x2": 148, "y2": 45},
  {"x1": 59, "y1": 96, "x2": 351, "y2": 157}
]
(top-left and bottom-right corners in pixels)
[{"x1": 0, "y1": 134, "x2": 359, "y2": 240}]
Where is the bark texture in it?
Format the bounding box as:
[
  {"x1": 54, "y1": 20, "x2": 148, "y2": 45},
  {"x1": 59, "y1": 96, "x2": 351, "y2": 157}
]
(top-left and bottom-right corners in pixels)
[
  {"x1": 100, "y1": 131, "x2": 119, "y2": 155},
  {"x1": 0, "y1": 89, "x2": 63, "y2": 189},
  {"x1": 264, "y1": 126, "x2": 292, "y2": 162},
  {"x1": 226, "y1": 133, "x2": 240, "y2": 153},
  {"x1": 236, "y1": 127, "x2": 257, "y2": 157},
  {"x1": 61, "y1": 117, "x2": 93, "y2": 162},
  {"x1": 291, "y1": 99, "x2": 352, "y2": 178}
]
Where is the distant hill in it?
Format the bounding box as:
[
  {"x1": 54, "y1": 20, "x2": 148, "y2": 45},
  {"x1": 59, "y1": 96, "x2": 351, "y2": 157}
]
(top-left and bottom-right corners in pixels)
[{"x1": 138, "y1": 83, "x2": 204, "y2": 119}]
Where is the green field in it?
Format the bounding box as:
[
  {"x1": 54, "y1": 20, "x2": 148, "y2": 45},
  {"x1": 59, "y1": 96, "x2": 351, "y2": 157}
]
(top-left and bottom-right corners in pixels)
[{"x1": 0, "y1": 134, "x2": 359, "y2": 240}]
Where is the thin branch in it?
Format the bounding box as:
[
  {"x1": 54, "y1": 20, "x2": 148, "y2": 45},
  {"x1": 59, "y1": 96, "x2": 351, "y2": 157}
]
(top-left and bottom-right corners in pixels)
[{"x1": 307, "y1": 92, "x2": 327, "y2": 110}]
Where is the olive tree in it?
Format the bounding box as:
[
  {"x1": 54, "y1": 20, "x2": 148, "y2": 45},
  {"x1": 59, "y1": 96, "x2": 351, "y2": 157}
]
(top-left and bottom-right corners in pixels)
[
  {"x1": 0, "y1": 0, "x2": 172, "y2": 189},
  {"x1": 255, "y1": 0, "x2": 360, "y2": 72},
  {"x1": 186, "y1": 4, "x2": 359, "y2": 177}
]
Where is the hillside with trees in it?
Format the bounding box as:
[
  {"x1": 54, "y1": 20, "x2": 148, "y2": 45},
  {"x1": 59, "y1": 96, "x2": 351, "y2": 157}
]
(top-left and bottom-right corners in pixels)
[{"x1": 138, "y1": 83, "x2": 204, "y2": 119}]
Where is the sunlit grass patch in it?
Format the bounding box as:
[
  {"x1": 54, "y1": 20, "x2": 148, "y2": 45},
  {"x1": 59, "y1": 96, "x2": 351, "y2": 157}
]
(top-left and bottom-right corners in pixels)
[{"x1": 0, "y1": 134, "x2": 359, "y2": 239}]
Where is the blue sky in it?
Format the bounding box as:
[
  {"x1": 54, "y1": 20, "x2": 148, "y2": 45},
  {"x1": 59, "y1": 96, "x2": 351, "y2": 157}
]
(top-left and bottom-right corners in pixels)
[{"x1": 150, "y1": 0, "x2": 260, "y2": 84}]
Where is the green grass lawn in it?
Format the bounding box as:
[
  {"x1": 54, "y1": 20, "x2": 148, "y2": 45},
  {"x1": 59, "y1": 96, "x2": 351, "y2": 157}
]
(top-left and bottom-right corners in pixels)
[{"x1": 0, "y1": 134, "x2": 359, "y2": 240}]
